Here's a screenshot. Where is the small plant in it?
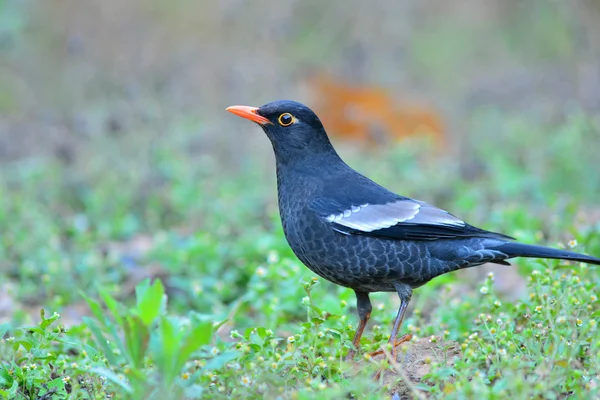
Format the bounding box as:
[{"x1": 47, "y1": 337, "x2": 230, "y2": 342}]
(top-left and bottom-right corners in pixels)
[{"x1": 82, "y1": 279, "x2": 226, "y2": 398}]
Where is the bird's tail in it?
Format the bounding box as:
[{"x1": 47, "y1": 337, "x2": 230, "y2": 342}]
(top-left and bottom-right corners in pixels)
[{"x1": 493, "y1": 242, "x2": 600, "y2": 266}]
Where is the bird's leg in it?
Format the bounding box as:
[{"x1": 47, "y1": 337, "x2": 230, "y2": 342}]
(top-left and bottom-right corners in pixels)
[
  {"x1": 345, "y1": 291, "x2": 372, "y2": 361},
  {"x1": 370, "y1": 283, "x2": 413, "y2": 360}
]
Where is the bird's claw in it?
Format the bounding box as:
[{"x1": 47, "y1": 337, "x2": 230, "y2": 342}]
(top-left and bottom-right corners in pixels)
[
  {"x1": 345, "y1": 333, "x2": 413, "y2": 362},
  {"x1": 369, "y1": 333, "x2": 413, "y2": 359}
]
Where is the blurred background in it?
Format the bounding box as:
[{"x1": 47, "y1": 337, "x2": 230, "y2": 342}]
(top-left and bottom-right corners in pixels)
[
  {"x1": 1, "y1": 0, "x2": 600, "y2": 323},
  {"x1": 2, "y1": 0, "x2": 600, "y2": 161}
]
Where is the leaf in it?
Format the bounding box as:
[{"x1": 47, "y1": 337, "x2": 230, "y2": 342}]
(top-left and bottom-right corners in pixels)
[
  {"x1": 46, "y1": 377, "x2": 66, "y2": 390},
  {"x1": 174, "y1": 321, "x2": 213, "y2": 372},
  {"x1": 211, "y1": 318, "x2": 228, "y2": 331},
  {"x1": 256, "y1": 327, "x2": 267, "y2": 339},
  {"x1": 203, "y1": 351, "x2": 238, "y2": 371},
  {"x1": 123, "y1": 315, "x2": 149, "y2": 368},
  {"x1": 248, "y1": 343, "x2": 261, "y2": 352},
  {"x1": 81, "y1": 292, "x2": 107, "y2": 327},
  {"x1": 135, "y1": 279, "x2": 165, "y2": 326},
  {"x1": 154, "y1": 317, "x2": 181, "y2": 385},
  {"x1": 243, "y1": 327, "x2": 254, "y2": 340},
  {"x1": 0, "y1": 378, "x2": 18, "y2": 398},
  {"x1": 83, "y1": 343, "x2": 101, "y2": 359},
  {"x1": 184, "y1": 384, "x2": 204, "y2": 398},
  {"x1": 39, "y1": 310, "x2": 61, "y2": 331},
  {"x1": 15, "y1": 339, "x2": 33, "y2": 351},
  {"x1": 0, "y1": 323, "x2": 9, "y2": 339},
  {"x1": 21, "y1": 326, "x2": 44, "y2": 335},
  {"x1": 326, "y1": 329, "x2": 342, "y2": 338},
  {"x1": 100, "y1": 289, "x2": 124, "y2": 328},
  {"x1": 89, "y1": 367, "x2": 133, "y2": 394},
  {"x1": 83, "y1": 317, "x2": 119, "y2": 365},
  {"x1": 0, "y1": 364, "x2": 14, "y2": 385}
]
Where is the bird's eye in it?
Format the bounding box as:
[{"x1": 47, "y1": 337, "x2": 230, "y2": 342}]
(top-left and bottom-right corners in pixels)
[{"x1": 278, "y1": 113, "x2": 294, "y2": 126}]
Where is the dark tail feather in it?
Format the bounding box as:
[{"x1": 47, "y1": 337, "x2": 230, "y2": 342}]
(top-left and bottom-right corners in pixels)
[{"x1": 494, "y1": 242, "x2": 600, "y2": 266}]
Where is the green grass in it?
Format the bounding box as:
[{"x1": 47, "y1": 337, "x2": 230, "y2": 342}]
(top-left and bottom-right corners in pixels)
[{"x1": 1, "y1": 108, "x2": 600, "y2": 399}]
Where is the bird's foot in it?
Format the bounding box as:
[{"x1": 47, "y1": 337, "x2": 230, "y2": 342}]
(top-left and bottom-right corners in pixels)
[
  {"x1": 345, "y1": 333, "x2": 413, "y2": 362},
  {"x1": 369, "y1": 334, "x2": 413, "y2": 359},
  {"x1": 371, "y1": 334, "x2": 413, "y2": 381}
]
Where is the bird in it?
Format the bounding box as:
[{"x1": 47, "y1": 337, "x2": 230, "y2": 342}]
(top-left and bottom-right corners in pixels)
[{"x1": 226, "y1": 100, "x2": 600, "y2": 361}]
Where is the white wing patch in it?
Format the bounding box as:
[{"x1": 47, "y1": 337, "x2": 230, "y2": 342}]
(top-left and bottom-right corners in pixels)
[{"x1": 325, "y1": 200, "x2": 465, "y2": 232}]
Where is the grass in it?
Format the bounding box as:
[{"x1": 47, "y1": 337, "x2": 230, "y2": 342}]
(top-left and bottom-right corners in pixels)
[{"x1": 1, "y1": 107, "x2": 600, "y2": 399}]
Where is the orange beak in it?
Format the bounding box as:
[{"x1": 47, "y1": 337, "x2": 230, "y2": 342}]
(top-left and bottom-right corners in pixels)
[{"x1": 226, "y1": 105, "x2": 271, "y2": 125}]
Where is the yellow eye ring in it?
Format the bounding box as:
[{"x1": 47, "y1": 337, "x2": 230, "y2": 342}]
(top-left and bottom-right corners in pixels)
[{"x1": 278, "y1": 113, "x2": 294, "y2": 126}]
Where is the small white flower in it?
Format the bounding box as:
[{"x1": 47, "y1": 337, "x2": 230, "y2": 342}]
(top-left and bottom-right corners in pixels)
[
  {"x1": 480, "y1": 286, "x2": 489, "y2": 295},
  {"x1": 256, "y1": 267, "x2": 267, "y2": 277},
  {"x1": 241, "y1": 375, "x2": 252, "y2": 386},
  {"x1": 267, "y1": 251, "x2": 279, "y2": 263}
]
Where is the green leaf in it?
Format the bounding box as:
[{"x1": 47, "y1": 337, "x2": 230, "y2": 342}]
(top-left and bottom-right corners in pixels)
[
  {"x1": 15, "y1": 339, "x2": 33, "y2": 351},
  {"x1": 100, "y1": 289, "x2": 124, "y2": 328},
  {"x1": 203, "y1": 351, "x2": 238, "y2": 371},
  {"x1": 39, "y1": 310, "x2": 60, "y2": 331},
  {"x1": 154, "y1": 317, "x2": 181, "y2": 385},
  {"x1": 174, "y1": 320, "x2": 212, "y2": 373},
  {"x1": 0, "y1": 323, "x2": 9, "y2": 338},
  {"x1": 135, "y1": 279, "x2": 165, "y2": 326},
  {"x1": 83, "y1": 317, "x2": 119, "y2": 365},
  {"x1": 0, "y1": 378, "x2": 18, "y2": 398},
  {"x1": 184, "y1": 384, "x2": 204, "y2": 398},
  {"x1": 89, "y1": 367, "x2": 133, "y2": 394},
  {"x1": 123, "y1": 315, "x2": 149, "y2": 369},
  {"x1": 21, "y1": 326, "x2": 44, "y2": 335},
  {"x1": 81, "y1": 292, "x2": 107, "y2": 327},
  {"x1": 46, "y1": 377, "x2": 66, "y2": 390},
  {"x1": 256, "y1": 327, "x2": 267, "y2": 339}
]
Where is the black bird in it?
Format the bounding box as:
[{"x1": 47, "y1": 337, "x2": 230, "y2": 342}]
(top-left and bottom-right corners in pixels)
[{"x1": 227, "y1": 100, "x2": 600, "y2": 360}]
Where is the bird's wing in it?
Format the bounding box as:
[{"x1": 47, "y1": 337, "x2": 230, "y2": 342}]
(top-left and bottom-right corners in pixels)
[{"x1": 310, "y1": 196, "x2": 514, "y2": 241}]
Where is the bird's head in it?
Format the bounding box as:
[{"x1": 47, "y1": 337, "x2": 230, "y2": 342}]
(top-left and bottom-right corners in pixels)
[{"x1": 227, "y1": 100, "x2": 337, "y2": 163}]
